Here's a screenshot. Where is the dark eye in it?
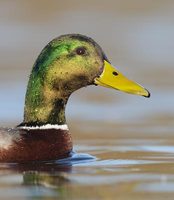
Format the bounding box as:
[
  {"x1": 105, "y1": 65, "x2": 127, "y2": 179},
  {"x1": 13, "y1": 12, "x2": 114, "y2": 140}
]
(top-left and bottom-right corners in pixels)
[{"x1": 76, "y1": 47, "x2": 86, "y2": 55}]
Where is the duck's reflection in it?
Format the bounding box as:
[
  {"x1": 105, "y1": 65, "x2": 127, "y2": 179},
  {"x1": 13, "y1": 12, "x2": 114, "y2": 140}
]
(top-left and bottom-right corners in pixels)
[
  {"x1": 0, "y1": 152, "x2": 95, "y2": 197},
  {"x1": 15, "y1": 161, "x2": 73, "y2": 187},
  {"x1": 23, "y1": 170, "x2": 70, "y2": 188}
]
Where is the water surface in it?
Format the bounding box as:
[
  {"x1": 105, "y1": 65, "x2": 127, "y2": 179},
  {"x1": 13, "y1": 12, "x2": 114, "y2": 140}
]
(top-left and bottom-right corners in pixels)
[{"x1": 0, "y1": 1, "x2": 174, "y2": 199}]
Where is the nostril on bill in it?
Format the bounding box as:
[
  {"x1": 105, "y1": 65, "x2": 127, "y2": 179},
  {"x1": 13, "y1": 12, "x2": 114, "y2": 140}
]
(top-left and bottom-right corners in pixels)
[{"x1": 112, "y1": 71, "x2": 118, "y2": 76}]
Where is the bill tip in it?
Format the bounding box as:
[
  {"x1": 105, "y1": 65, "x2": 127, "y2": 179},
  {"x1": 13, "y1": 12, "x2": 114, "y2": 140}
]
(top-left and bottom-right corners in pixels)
[{"x1": 143, "y1": 90, "x2": 151, "y2": 98}]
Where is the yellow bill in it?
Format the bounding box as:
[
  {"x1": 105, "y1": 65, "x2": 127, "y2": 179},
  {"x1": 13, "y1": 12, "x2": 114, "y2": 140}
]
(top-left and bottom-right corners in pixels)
[{"x1": 95, "y1": 60, "x2": 150, "y2": 98}]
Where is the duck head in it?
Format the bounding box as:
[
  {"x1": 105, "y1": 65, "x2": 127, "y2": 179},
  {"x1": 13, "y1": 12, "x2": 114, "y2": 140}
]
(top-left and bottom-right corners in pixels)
[{"x1": 23, "y1": 34, "x2": 150, "y2": 126}]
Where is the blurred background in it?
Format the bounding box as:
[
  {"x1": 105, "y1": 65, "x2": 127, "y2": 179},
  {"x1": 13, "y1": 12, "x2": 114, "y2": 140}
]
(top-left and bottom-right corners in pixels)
[
  {"x1": 0, "y1": 0, "x2": 174, "y2": 137},
  {"x1": 1, "y1": 1, "x2": 174, "y2": 199}
]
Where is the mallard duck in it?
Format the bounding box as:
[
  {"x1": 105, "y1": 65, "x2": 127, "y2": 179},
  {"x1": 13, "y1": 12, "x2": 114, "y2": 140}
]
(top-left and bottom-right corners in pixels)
[{"x1": 0, "y1": 34, "x2": 150, "y2": 163}]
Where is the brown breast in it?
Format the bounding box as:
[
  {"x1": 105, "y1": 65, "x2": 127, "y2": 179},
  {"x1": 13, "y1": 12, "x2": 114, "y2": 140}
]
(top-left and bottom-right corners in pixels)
[{"x1": 0, "y1": 128, "x2": 73, "y2": 163}]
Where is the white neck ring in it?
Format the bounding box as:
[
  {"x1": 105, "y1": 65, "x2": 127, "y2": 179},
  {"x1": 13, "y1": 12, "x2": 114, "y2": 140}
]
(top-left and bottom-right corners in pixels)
[{"x1": 18, "y1": 124, "x2": 69, "y2": 131}]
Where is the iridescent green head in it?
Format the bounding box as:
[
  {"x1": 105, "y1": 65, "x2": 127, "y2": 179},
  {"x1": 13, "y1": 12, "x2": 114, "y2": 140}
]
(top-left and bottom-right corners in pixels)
[
  {"x1": 22, "y1": 34, "x2": 149, "y2": 126},
  {"x1": 23, "y1": 34, "x2": 106, "y2": 125}
]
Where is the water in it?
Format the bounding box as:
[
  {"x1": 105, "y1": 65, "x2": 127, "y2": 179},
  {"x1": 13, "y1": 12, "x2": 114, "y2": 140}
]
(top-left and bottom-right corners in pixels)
[
  {"x1": 0, "y1": 0, "x2": 174, "y2": 199},
  {"x1": 0, "y1": 141, "x2": 174, "y2": 199}
]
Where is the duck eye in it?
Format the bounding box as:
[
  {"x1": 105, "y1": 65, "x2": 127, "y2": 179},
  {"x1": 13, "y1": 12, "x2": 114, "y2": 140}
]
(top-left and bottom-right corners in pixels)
[{"x1": 76, "y1": 47, "x2": 86, "y2": 55}]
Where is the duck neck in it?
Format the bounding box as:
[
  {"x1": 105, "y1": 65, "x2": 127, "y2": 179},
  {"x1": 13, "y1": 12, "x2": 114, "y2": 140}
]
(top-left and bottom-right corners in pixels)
[{"x1": 22, "y1": 73, "x2": 69, "y2": 126}]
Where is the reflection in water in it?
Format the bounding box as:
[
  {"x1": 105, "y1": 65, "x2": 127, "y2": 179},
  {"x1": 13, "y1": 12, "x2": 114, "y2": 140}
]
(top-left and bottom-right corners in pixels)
[
  {"x1": 23, "y1": 171, "x2": 70, "y2": 189},
  {"x1": 0, "y1": 142, "x2": 174, "y2": 199},
  {"x1": 0, "y1": 0, "x2": 174, "y2": 199}
]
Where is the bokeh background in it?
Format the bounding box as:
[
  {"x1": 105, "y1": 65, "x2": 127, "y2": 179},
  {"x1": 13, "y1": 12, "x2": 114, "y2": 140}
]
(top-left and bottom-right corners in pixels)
[
  {"x1": 0, "y1": 1, "x2": 174, "y2": 199},
  {"x1": 0, "y1": 0, "x2": 173, "y2": 137}
]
